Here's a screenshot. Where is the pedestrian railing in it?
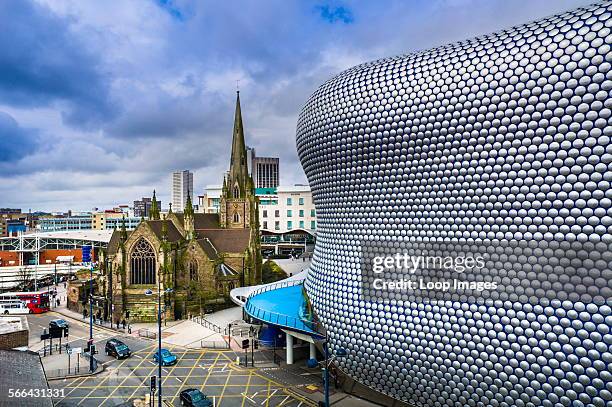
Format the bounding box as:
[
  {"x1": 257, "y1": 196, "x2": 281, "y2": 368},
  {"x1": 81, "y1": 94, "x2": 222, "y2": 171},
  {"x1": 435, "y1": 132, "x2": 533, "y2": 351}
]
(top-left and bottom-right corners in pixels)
[
  {"x1": 244, "y1": 301, "x2": 312, "y2": 332},
  {"x1": 191, "y1": 315, "x2": 229, "y2": 335},
  {"x1": 200, "y1": 339, "x2": 230, "y2": 350},
  {"x1": 245, "y1": 279, "x2": 304, "y2": 300}
]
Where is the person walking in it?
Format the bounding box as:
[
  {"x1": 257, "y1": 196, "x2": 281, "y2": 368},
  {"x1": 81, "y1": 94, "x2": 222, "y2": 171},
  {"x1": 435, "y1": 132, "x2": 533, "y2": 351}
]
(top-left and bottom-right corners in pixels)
[{"x1": 121, "y1": 319, "x2": 126, "y2": 330}]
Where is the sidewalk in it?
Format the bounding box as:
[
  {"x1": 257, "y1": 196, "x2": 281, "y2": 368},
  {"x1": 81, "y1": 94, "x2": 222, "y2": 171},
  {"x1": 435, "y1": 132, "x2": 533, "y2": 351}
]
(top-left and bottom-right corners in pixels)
[
  {"x1": 48, "y1": 283, "x2": 235, "y2": 348},
  {"x1": 42, "y1": 351, "x2": 103, "y2": 380}
]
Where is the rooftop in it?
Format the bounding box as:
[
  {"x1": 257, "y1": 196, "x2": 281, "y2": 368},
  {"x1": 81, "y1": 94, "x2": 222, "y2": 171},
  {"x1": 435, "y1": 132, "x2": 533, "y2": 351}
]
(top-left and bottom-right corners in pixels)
[
  {"x1": 0, "y1": 350, "x2": 51, "y2": 407},
  {"x1": 0, "y1": 316, "x2": 27, "y2": 335}
]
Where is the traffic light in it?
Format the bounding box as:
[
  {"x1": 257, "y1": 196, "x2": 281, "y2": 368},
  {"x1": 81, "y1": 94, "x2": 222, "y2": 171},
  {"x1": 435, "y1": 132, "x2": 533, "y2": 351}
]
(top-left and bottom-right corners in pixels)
[
  {"x1": 242, "y1": 339, "x2": 250, "y2": 349},
  {"x1": 90, "y1": 344, "x2": 97, "y2": 355},
  {"x1": 254, "y1": 340, "x2": 259, "y2": 350},
  {"x1": 63, "y1": 327, "x2": 69, "y2": 338},
  {"x1": 150, "y1": 376, "x2": 156, "y2": 392}
]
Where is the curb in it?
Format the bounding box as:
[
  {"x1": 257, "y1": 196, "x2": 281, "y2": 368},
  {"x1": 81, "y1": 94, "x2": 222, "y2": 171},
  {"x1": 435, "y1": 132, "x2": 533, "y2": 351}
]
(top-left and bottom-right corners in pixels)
[
  {"x1": 52, "y1": 309, "x2": 125, "y2": 337},
  {"x1": 46, "y1": 364, "x2": 105, "y2": 382}
]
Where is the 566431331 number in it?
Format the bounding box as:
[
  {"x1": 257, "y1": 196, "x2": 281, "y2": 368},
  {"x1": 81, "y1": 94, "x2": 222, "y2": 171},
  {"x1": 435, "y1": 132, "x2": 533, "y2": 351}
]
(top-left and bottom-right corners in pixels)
[{"x1": 8, "y1": 388, "x2": 65, "y2": 398}]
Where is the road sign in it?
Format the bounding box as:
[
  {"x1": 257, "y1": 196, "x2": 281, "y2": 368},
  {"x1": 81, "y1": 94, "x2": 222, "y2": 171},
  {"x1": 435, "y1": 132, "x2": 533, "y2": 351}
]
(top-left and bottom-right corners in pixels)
[
  {"x1": 72, "y1": 347, "x2": 82, "y2": 354},
  {"x1": 82, "y1": 245, "x2": 92, "y2": 263},
  {"x1": 242, "y1": 339, "x2": 250, "y2": 349},
  {"x1": 67, "y1": 348, "x2": 73, "y2": 355}
]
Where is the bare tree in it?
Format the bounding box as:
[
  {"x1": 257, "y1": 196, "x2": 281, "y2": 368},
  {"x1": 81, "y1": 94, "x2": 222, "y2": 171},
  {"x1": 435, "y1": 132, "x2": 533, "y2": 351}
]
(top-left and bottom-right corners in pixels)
[{"x1": 17, "y1": 265, "x2": 32, "y2": 290}]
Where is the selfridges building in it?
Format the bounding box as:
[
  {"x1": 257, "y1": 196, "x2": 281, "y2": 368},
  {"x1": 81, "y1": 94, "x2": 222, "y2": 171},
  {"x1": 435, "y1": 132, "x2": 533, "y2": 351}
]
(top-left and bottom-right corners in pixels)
[{"x1": 297, "y1": 2, "x2": 611, "y2": 407}]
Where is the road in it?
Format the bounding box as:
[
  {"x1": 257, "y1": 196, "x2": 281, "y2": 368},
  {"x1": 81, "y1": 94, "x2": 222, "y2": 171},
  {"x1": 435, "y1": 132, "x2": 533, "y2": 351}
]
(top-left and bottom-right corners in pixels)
[
  {"x1": 50, "y1": 348, "x2": 313, "y2": 406},
  {"x1": 27, "y1": 311, "x2": 314, "y2": 406}
]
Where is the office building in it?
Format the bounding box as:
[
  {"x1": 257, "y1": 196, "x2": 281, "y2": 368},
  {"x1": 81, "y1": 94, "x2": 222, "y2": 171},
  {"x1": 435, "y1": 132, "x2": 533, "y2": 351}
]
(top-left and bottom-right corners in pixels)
[
  {"x1": 199, "y1": 185, "x2": 222, "y2": 214},
  {"x1": 172, "y1": 170, "x2": 194, "y2": 212},
  {"x1": 92, "y1": 210, "x2": 141, "y2": 231},
  {"x1": 37, "y1": 214, "x2": 93, "y2": 232},
  {"x1": 133, "y1": 197, "x2": 161, "y2": 218},
  {"x1": 252, "y1": 156, "x2": 279, "y2": 189}
]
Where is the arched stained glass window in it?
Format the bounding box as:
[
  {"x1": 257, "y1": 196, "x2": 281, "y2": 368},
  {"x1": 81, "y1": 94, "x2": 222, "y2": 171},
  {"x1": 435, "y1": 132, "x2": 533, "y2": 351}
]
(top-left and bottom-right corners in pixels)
[
  {"x1": 233, "y1": 212, "x2": 240, "y2": 223},
  {"x1": 130, "y1": 238, "x2": 156, "y2": 285},
  {"x1": 233, "y1": 184, "x2": 240, "y2": 198}
]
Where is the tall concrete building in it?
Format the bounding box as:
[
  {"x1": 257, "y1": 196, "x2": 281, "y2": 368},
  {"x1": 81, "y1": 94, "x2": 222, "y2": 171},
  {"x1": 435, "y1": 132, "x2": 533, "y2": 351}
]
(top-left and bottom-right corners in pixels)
[
  {"x1": 245, "y1": 147, "x2": 279, "y2": 189},
  {"x1": 252, "y1": 156, "x2": 279, "y2": 189},
  {"x1": 171, "y1": 170, "x2": 194, "y2": 212}
]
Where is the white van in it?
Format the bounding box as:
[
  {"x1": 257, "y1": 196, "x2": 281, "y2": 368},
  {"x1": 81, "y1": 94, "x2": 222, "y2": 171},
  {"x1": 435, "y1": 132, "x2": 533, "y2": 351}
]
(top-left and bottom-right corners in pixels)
[{"x1": 0, "y1": 302, "x2": 29, "y2": 315}]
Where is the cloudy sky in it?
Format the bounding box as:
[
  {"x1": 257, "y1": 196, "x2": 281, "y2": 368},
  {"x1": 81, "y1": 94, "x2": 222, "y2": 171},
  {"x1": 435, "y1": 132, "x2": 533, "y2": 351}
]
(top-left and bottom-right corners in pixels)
[{"x1": 0, "y1": 0, "x2": 592, "y2": 212}]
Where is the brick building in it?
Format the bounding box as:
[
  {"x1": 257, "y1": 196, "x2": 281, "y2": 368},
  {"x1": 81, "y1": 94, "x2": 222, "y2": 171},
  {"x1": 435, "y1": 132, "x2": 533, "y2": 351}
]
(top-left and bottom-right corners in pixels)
[{"x1": 0, "y1": 316, "x2": 29, "y2": 350}]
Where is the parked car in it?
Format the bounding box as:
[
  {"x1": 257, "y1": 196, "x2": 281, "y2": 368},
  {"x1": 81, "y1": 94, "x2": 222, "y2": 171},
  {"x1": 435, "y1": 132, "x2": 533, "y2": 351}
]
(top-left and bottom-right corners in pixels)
[
  {"x1": 153, "y1": 348, "x2": 177, "y2": 366},
  {"x1": 49, "y1": 319, "x2": 69, "y2": 330},
  {"x1": 105, "y1": 339, "x2": 131, "y2": 359},
  {"x1": 179, "y1": 389, "x2": 213, "y2": 407}
]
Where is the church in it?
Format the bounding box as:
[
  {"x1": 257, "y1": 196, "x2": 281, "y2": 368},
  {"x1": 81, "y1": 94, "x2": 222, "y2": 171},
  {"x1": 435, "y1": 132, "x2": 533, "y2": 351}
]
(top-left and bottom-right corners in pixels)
[{"x1": 104, "y1": 92, "x2": 262, "y2": 322}]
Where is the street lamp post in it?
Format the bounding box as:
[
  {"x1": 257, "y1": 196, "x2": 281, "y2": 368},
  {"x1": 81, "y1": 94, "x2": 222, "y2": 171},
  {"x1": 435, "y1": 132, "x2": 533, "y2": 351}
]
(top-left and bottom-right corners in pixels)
[
  {"x1": 322, "y1": 338, "x2": 347, "y2": 407},
  {"x1": 145, "y1": 286, "x2": 172, "y2": 407},
  {"x1": 89, "y1": 262, "x2": 94, "y2": 372}
]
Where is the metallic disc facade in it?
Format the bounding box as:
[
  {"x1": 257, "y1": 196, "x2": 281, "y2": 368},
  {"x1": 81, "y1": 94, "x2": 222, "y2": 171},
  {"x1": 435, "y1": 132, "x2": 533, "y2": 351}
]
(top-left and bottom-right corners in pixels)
[{"x1": 296, "y1": 2, "x2": 612, "y2": 406}]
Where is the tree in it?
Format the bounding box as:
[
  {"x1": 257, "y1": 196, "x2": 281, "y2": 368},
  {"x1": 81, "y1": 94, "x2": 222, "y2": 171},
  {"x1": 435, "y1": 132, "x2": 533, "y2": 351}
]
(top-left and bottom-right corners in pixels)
[
  {"x1": 17, "y1": 265, "x2": 32, "y2": 290},
  {"x1": 261, "y1": 260, "x2": 288, "y2": 284}
]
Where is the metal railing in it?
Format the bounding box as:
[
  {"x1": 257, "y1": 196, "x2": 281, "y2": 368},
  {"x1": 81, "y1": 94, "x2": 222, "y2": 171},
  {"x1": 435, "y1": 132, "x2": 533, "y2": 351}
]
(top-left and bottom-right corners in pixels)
[
  {"x1": 245, "y1": 278, "x2": 304, "y2": 300},
  {"x1": 200, "y1": 339, "x2": 230, "y2": 349},
  {"x1": 243, "y1": 279, "x2": 312, "y2": 332},
  {"x1": 191, "y1": 315, "x2": 228, "y2": 335}
]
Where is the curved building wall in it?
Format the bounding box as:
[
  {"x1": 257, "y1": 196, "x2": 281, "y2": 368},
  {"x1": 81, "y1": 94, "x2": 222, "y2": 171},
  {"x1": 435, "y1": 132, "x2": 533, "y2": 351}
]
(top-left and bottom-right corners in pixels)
[{"x1": 297, "y1": 3, "x2": 611, "y2": 406}]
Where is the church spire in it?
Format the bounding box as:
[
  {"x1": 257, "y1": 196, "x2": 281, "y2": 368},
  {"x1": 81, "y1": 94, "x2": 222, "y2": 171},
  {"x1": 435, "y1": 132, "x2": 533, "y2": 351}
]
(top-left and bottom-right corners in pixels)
[
  {"x1": 184, "y1": 188, "x2": 195, "y2": 240},
  {"x1": 230, "y1": 91, "x2": 247, "y2": 170},
  {"x1": 184, "y1": 189, "x2": 194, "y2": 218},
  {"x1": 227, "y1": 91, "x2": 249, "y2": 198},
  {"x1": 149, "y1": 190, "x2": 160, "y2": 220},
  {"x1": 120, "y1": 215, "x2": 128, "y2": 242}
]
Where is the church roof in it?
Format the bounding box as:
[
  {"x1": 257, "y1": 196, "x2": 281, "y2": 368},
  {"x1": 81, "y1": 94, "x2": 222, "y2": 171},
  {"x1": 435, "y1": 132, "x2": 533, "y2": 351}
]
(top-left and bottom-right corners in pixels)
[
  {"x1": 197, "y1": 228, "x2": 250, "y2": 254},
  {"x1": 216, "y1": 263, "x2": 239, "y2": 277},
  {"x1": 174, "y1": 213, "x2": 219, "y2": 229},
  {"x1": 196, "y1": 238, "x2": 219, "y2": 260},
  {"x1": 107, "y1": 229, "x2": 125, "y2": 255},
  {"x1": 148, "y1": 220, "x2": 182, "y2": 242}
]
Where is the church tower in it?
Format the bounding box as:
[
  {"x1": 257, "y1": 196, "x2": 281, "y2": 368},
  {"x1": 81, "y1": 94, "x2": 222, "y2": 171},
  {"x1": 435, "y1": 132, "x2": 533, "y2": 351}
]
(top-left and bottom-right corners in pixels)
[{"x1": 220, "y1": 91, "x2": 256, "y2": 229}]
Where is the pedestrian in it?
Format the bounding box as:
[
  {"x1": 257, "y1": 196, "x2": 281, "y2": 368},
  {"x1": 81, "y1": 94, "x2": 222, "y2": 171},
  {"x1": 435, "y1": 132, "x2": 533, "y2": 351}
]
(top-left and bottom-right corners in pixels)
[
  {"x1": 83, "y1": 308, "x2": 87, "y2": 319},
  {"x1": 63, "y1": 282, "x2": 66, "y2": 289},
  {"x1": 121, "y1": 319, "x2": 126, "y2": 330},
  {"x1": 56, "y1": 299, "x2": 60, "y2": 307}
]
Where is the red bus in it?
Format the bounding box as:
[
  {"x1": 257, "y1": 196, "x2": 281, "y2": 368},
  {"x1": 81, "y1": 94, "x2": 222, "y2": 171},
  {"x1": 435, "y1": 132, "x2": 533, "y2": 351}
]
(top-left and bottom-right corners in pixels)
[{"x1": 0, "y1": 291, "x2": 50, "y2": 314}]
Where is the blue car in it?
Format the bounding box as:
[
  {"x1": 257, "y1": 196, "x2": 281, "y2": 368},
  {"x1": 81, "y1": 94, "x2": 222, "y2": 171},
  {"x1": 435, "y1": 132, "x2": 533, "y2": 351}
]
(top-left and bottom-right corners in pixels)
[{"x1": 153, "y1": 349, "x2": 177, "y2": 366}]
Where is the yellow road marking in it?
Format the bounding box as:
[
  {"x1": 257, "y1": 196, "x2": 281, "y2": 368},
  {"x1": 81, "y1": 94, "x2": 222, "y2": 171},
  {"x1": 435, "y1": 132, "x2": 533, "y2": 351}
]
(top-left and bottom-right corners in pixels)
[
  {"x1": 171, "y1": 348, "x2": 205, "y2": 404},
  {"x1": 107, "y1": 343, "x2": 159, "y2": 402},
  {"x1": 218, "y1": 364, "x2": 232, "y2": 406},
  {"x1": 54, "y1": 376, "x2": 89, "y2": 404},
  {"x1": 241, "y1": 370, "x2": 253, "y2": 407}
]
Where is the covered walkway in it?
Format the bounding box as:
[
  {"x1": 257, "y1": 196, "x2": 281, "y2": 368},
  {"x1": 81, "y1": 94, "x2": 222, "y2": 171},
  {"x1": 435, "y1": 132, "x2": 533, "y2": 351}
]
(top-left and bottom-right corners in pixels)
[{"x1": 244, "y1": 284, "x2": 317, "y2": 336}]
